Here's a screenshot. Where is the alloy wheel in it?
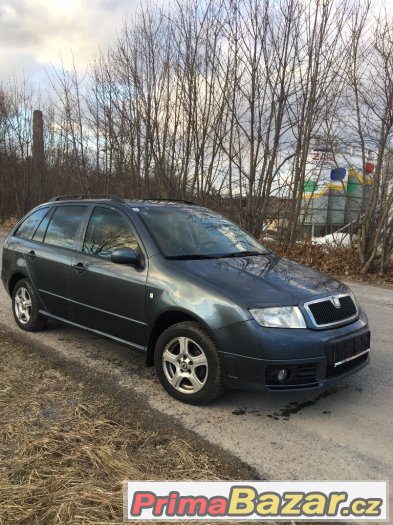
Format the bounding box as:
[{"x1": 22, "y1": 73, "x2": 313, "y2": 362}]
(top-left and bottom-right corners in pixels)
[
  {"x1": 162, "y1": 336, "x2": 209, "y2": 394},
  {"x1": 14, "y1": 287, "x2": 32, "y2": 325}
]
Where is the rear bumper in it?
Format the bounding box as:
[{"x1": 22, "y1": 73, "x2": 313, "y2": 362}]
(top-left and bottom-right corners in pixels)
[{"x1": 215, "y1": 310, "x2": 370, "y2": 391}]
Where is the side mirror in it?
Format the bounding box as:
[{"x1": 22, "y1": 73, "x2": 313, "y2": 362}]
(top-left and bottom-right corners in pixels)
[{"x1": 111, "y1": 247, "x2": 143, "y2": 267}]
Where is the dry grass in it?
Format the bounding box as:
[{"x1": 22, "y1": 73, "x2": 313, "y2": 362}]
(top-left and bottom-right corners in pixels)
[
  {"x1": 0, "y1": 332, "x2": 243, "y2": 525},
  {"x1": 0, "y1": 334, "x2": 348, "y2": 525},
  {"x1": 264, "y1": 240, "x2": 393, "y2": 284}
]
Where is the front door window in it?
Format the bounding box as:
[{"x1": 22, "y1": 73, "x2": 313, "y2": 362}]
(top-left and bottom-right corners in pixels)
[{"x1": 83, "y1": 207, "x2": 138, "y2": 259}]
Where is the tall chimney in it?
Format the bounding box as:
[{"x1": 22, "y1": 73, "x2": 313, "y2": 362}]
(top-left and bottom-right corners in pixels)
[
  {"x1": 32, "y1": 110, "x2": 44, "y2": 165},
  {"x1": 32, "y1": 110, "x2": 45, "y2": 202}
]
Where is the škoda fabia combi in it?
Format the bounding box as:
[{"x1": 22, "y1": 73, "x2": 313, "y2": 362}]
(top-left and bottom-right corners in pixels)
[{"x1": 1, "y1": 196, "x2": 370, "y2": 404}]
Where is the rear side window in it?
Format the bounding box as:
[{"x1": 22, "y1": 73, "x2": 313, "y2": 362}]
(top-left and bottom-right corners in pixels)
[
  {"x1": 44, "y1": 206, "x2": 86, "y2": 250},
  {"x1": 83, "y1": 207, "x2": 138, "y2": 259},
  {"x1": 14, "y1": 207, "x2": 49, "y2": 239},
  {"x1": 32, "y1": 210, "x2": 53, "y2": 243}
]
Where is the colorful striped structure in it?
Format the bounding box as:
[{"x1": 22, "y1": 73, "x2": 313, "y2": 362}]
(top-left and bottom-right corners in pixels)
[{"x1": 301, "y1": 148, "x2": 375, "y2": 230}]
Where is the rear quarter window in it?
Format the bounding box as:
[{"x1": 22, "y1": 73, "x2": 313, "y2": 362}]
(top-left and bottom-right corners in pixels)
[{"x1": 14, "y1": 207, "x2": 49, "y2": 239}]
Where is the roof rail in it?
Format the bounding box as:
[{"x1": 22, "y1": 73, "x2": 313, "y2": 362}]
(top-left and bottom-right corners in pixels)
[
  {"x1": 49, "y1": 194, "x2": 123, "y2": 202},
  {"x1": 145, "y1": 197, "x2": 196, "y2": 205}
]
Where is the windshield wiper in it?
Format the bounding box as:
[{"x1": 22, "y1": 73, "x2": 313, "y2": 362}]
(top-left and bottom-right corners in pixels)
[
  {"x1": 166, "y1": 254, "x2": 217, "y2": 260},
  {"x1": 218, "y1": 250, "x2": 263, "y2": 258},
  {"x1": 166, "y1": 250, "x2": 264, "y2": 260}
]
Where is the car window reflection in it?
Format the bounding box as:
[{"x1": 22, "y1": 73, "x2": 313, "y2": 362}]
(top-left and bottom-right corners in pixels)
[{"x1": 83, "y1": 207, "x2": 138, "y2": 259}]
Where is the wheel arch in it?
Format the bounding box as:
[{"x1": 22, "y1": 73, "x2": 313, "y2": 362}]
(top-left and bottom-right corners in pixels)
[
  {"x1": 146, "y1": 309, "x2": 218, "y2": 366},
  {"x1": 8, "y1": 271, "x2": 29, "y2": 296}
]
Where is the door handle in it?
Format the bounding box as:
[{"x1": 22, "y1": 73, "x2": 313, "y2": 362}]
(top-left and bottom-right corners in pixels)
[
  {"x1": 27, "y1": 250, "x2": 36, "y2": 260},
  {"x1": 72, "y1": 262, "x2": 85, "y2": 273}
]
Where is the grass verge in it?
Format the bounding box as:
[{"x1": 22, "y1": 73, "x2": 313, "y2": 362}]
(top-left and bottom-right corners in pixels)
[{"x1": 0, "y1": 331, "x2": 252, "y2": 524}]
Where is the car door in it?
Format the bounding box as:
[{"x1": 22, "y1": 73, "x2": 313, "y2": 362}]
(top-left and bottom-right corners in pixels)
[
  {"x1": 70, "y1": 205, "x2": 147, "y2": 348},
  {"x1": 24, "y1": 204, "x2": 89, "y2": 320}
]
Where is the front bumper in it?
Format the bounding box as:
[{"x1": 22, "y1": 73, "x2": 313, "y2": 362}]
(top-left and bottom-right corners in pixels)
[{"x1": 215, "y1": 309, "x2": 370, "y2": 391}]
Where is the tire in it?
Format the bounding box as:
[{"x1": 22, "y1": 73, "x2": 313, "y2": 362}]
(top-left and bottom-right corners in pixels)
[
  {"x1": 155, "y1": 321, "x2": 223, "y2": 405},
  {"x1": 12, "y1": 278, "x2": 47, "y2": 332}
]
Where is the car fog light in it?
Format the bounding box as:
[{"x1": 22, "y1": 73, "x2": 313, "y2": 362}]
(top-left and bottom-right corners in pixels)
[{"x1": 277, "y1": 368, "x2": 289, "y2": 382}]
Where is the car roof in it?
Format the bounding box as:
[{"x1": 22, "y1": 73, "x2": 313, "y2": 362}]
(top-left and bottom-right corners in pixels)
[
  {"x1": 48, "y1": 195, "x2": 196, "y2": 208},
  {"x1": 125, "y1": 199, "x2": 196, "y2": 208}
]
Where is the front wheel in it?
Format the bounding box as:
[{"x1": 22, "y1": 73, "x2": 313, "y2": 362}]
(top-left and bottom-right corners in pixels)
[
  {"x1": 155, "y1": 321, "x2": 223, "y2": 405},
  {"x1": 12, "y1": 279, "x2": 47, "y2": 331}
]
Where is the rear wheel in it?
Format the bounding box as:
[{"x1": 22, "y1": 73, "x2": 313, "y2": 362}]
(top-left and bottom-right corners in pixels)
[
  {"x1": 155, "y1": 321, "x2": 223, "y2": 404},
  {"x1": 12, "y1": 279, "x2": 46, "y2": 331}
]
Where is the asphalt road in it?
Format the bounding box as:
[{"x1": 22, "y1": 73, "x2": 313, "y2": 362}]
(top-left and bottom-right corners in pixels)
[{"x1": 1, "y1": 237, "x2": 392, "y2": 503}]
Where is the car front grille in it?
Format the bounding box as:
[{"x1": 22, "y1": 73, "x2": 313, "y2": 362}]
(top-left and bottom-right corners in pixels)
[
  {"x1": 326, "y1": 351, "x2": 369, "y2": 378},
  {"x1": 305, "y1": 295, "x2": 357, "y2": 327},
  {"x1": 326, "y1": 331, "x2": 370, "y2": 377}
]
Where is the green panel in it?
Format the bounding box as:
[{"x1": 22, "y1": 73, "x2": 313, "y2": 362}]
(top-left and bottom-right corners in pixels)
[
  {"x1": 303, "y1": 180, "x2": 317, "y2": 193},
  {"x1": 347, "y1": 181, "x2": 360, "y2": 193}
]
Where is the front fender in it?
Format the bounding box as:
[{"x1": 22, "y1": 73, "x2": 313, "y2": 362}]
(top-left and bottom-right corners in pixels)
[{"x1": 146, "y1": 254, "x2": 250, "y2": 331}]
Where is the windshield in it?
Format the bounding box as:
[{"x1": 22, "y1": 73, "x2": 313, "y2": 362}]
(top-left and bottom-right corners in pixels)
[{"x1": 137, "y1": 206, "x2": 269, "y2": 259}]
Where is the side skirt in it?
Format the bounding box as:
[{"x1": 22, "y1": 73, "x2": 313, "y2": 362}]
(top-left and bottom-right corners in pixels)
[{"x1": 39, "y1": 309, "x2": 147, "y2": 353}]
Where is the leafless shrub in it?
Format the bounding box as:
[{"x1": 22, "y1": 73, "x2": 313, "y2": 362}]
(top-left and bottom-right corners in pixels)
[{"x1": 1, "y1": 0, "x2": 393, "y2": 274}]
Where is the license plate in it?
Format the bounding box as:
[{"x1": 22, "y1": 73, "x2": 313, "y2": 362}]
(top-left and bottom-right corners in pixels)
[{"x1": 334, "y1": 332, "x2": 370, "y2": 367}]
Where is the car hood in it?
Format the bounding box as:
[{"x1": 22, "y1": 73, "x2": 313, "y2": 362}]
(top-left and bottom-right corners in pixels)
[{"x1": 173, "y1": 253, "x2": 348, "y2": 308}]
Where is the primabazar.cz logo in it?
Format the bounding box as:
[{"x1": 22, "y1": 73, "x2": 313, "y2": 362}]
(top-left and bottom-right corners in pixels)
[{"x1": 123, "y1": 481, "x2": 388, "y2": 521}]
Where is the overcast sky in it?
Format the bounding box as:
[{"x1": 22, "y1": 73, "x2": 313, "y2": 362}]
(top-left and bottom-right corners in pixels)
[
  {"x1": 0, "y1": 0, "x2": 140, "y2": 87},
  {"x1": 2, "y1": 0, "x2": 393, "y2": 91}
]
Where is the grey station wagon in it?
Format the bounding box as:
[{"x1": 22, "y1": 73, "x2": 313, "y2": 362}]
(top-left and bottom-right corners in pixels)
[{"x1": 1, "y1": 195, "x2": 370, "y2": 404}]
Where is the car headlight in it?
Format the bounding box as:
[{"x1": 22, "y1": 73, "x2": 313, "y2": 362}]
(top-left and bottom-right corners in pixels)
[
  {"x1": 250, "y1": 306, "x2": 306, "y2": 328},
  {"x1": 349, "y1": 289, "x2": 360, "y2": 309}
]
